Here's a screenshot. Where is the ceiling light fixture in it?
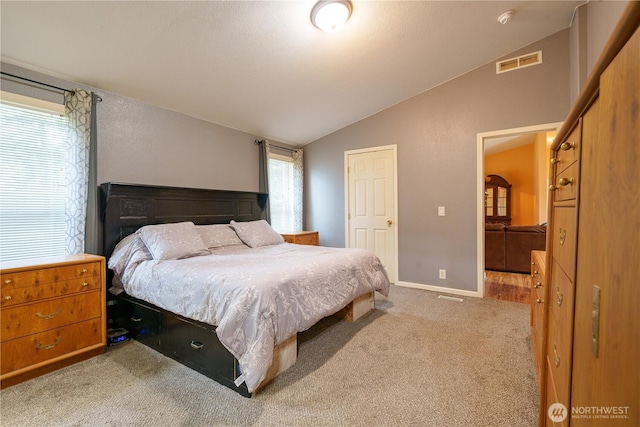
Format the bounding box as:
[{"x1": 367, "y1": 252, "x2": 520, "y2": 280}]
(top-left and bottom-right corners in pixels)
[
  {"x1": 311, "y1": 0, "x2": 353, "y2": 33},
  {"x1": 497, "y1": 10, "x2": 514, "y2": 25}
]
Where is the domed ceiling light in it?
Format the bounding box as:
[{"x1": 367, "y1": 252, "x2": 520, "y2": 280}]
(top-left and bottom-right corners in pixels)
[
  {"x1": 311, "y1": 0, "x2": 353, "y2": 32},
  {"x1": 497, "y1": 10, "x2": 514, "y2": 25}
]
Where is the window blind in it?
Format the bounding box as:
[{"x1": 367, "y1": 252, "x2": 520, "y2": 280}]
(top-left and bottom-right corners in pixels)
[
  {"x1": 0, "y1": 102, "x2": 67, "y2": 263},
  {"x1": 268, "y1": 155, "x2": 295, "y2": 233}
]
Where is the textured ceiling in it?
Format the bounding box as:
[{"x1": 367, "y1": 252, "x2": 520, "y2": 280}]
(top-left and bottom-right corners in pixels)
[{"x1": 0, "y1": 1, "x2": 582, "y2": 146}]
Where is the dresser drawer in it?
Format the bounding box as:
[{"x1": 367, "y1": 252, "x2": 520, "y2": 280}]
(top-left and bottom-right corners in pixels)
[
  {"x1": 552, "y1": 122, "x2": 581, "y2": 175},
  {"x1": 546, "y1": 313, "x2": 572, "y2": 410},
  {"x1": 1, "y1": 291, "x2": 102, "y2": 342},
  {"x1": 0, "y1": 275, "x2": 101, "y2": 308},
  {"x1": 0, "y1": 317, "x2": 103, "y2": 375},
  {"x1": 282, "y1": 232, "x2": 319, "y2": 246},
  {"x1": 1, "y1": 261, "x2": 101, "y2": 291},
  {"x1": 291, "y1": 233, "x2": 319, "y2": 246},
  {"x1": 551, "y1": 207, "x2": 576, "y2": 280},
  {"x1": 551, "y1": 162, "x2": 578, "y2": 202}
]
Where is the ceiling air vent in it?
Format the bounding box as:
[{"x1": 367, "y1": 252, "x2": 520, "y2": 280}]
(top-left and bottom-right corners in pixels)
[{"x1": 496, "y1": 51, "x2": 542, "y2": 74}]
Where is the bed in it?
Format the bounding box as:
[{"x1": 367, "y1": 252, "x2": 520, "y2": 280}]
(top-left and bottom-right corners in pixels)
[{"x1": 100, "y1": 182, "x2": 390, "y2": 396}]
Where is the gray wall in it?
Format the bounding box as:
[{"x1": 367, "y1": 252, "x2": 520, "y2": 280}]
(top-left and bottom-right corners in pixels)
[
  {"x1": 569, "y1": 1, "x2": 627, "y2": 104},
  {"x1": 97, "y1": 93, "x2": 259, "y2": 192},
  {"x1": 304, "y1": 30, "x2": 571, "y2": 292},
  {"x1": 1, "y1": 62, "x2": 265, "y2": 193}
]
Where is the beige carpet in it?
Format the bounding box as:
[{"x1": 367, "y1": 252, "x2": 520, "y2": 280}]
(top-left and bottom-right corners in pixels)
[{"x1": 0, "y1": 285, "x2": 538, "y2": 426}]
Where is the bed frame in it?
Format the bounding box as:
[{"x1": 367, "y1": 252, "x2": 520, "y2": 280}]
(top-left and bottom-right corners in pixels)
[{"x1": 100, "y1": 182, "x2": 373, "y2": 397}]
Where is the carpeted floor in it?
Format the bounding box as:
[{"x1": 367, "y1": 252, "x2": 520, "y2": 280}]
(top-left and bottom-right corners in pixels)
[{"x1": 0, "y1": 285, "x2": 538, "y2": 426}]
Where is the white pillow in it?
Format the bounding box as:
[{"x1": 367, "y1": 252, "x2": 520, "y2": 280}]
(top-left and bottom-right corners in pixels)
[
  {"x1": 136, "y1": 222, "x2": 210, "y2": 261},
  {"x1": 196, "y1": 224, "x2": 244, "y2": 248},
  {"x1": 108, "y1": 233, "x2": 152, "y2": 278},
  {"x1": 230, "y1": 220, "x2": 284, "y2": 248}
]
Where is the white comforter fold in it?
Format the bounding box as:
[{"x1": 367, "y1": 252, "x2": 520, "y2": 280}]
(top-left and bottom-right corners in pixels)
[{"x1": 122, "y1": 243, "x2": 390, "y2": 393}]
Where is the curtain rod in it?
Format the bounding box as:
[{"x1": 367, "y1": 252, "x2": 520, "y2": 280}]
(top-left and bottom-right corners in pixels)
[
  {"x1": 254, "y1": 139, "x2": 297, "y2": 153},
  {"x1": 1, "y1": 71, "x2": 72, "y2": 94},
  {"x1": 1, "y1": 71, "x2": 103, "y2": 103}
]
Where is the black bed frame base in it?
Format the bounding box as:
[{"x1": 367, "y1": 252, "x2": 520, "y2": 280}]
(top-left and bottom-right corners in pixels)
[{"x1": 101, "y1": 182, "x2": 267, "y2": 397}]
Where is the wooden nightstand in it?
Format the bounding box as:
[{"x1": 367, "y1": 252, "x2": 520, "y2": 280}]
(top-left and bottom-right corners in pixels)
[
  {"x1": 281, "y1": 231, "x2": 319, "y2": 246},
  {"x1": 0, "y1": 254, "x2": 106, "y2": 388}
]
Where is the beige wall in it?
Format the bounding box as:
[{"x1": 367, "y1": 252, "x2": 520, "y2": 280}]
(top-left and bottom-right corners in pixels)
[
  {"x1": 485, "y1": 144, "x2": 536, "y2": 226},
  {"x1": 533, "y1": 132, "x2": 552, "y2": 225}
]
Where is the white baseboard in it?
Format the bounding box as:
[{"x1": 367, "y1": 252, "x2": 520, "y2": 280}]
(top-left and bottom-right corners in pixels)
[{"x1": 396, "y1": 281, "x2": 482, "y2": 298}]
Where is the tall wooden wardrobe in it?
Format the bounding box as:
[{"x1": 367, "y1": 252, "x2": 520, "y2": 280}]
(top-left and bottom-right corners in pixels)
[{"x1": 539, "y1": 2, "x2": 639, "y2": 426}]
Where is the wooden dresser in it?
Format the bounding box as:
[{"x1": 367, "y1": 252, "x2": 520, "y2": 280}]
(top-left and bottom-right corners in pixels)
[
  {"x1": 540, "y1": 3, "x2": 639, "y2": 426},
  {"x1": 281, "y1": 231, "x2": 319, "y2": 246},
  {"x1": 0, "y1": 254, "x2": 106, "y2": 388},
  {"x1": 530, "y1": 250, "x2": 546, "y2": 390}
]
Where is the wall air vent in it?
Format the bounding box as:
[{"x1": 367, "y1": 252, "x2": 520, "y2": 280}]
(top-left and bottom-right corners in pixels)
[{"x1": 496, "y1": 51, "x2": 542, "y2": 74}]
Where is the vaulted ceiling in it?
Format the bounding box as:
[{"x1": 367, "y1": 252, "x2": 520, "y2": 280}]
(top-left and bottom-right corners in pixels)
[{"x1": 1, "y1": 1, "x2": 582, "y2": 146}]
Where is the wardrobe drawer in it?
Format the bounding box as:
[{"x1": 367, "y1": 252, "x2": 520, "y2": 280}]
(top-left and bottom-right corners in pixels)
[
  {"x1": 551, "y1": 162, "x2": 578, "y2": 202},
  {"x1": 163, "y1": 315, "x2": 236, "y2": 381},
  {"x1": 545, "y1": 358, "x2": 568, "y2": 427},
  {"x1": 553, "y1": 122, "x2": 581, "y2": 175},
  {"x1": 0, "y1": 275, "x2": 101, "y2": 308},
  {"x1": 546, "y1": 313, "x2": 572, "y2": 409},
  {"x1": 1, "y1": 291, "x2": 102, "y2": 342},
  {"x1": 0, "y1": 317, "x2": 103, "y2": 375},
  {"x1": 551, "y1": 207, "x2": 576, "y2": 280},
  {"x1": 549, "y1": 261, "x2": 575, "y2": 346}
]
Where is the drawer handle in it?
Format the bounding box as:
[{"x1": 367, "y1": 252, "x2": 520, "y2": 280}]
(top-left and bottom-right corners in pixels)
[
  {"x1": 82, "y1": 282, "x2": 89, "y2": 287},
  {"x1": 560, "y1": 142, "x2": 576, "y2": 151},
  {"x1": 3, "y1": 295, "x2": 12, "y2": 301},
  {"x1": 36, "y1": 336, "x2": 63, "y2": 350},
  {"x1": 554, "y1": 343, "x2": 560, "y2": 367},
  {"x1": 549, "y1": 157, "x2": 559, "y2": 165},
  {"x1": 81, "y1": 268, "x2": 88, "y2": 274},
  {"x1": 131, "y1": 316, "x2": 142, "y2": 322},
  {"x1": 558, "y1": 177, "x2": 574, "y2": 186},
  {"x1": 536, "y1": 298, "x2": 544, "y2": 304},
  {"x1": 4, "y1": 279, "x2": 12, "y2": 285},
  {"x1": 534, "y1": 282, "x2": 542, "y2": 289},
  {"x1": 35, "y1": 307, "x2": 62, "y2": 320},
  {"x1": 190, "y1": 341, "x2": 204, "y2": 350}
]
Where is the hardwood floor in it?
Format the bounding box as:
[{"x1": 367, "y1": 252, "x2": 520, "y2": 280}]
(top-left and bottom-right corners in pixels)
[{"x1": 484, "y1": 270, "x2": 530, "y2": 304}]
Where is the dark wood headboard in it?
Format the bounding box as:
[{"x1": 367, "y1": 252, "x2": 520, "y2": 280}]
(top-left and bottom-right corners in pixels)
[{"x1": 100, "y1": 182, "x2": 267, "y2": 261}]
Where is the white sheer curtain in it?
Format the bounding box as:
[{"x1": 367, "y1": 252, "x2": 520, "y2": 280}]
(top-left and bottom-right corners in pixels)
[{"x1": 64, "y1": 89, "x2": 92, "y2": 254}]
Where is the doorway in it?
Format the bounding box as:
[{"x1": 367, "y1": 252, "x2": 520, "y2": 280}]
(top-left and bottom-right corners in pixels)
[
  {"x1": 476, "y1": 122, "x2": 562, "y2": 297},
  {"x1": 344, "y1": 145, "x2": 398, "y2": 283}
]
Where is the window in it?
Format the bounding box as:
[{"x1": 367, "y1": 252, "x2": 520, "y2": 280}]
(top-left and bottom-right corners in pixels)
[
  {"x1": 269, "y1": 153, "x2": 295, "y2": 233},
  {"x1": 0, "y1": 98, "x2": 68, "y2": 262}
]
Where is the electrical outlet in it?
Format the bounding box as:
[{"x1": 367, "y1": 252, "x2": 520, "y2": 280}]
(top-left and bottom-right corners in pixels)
[
  {"x1": 438, "y1": 206, "x2": 445, "y2": 216},
  {"x1": 439, "y1": 269, "x2": 446, "y2": 279}
]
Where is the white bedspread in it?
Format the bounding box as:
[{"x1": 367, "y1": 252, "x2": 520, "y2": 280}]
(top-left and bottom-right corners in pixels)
[{"x1": 120, "y1": 243, "x2": 390, "y2": 393}]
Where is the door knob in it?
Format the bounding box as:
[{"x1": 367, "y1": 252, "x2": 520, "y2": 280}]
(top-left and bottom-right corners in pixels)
[{"x1": 387, "y1": 219, "x2": 393, "y2": 226}]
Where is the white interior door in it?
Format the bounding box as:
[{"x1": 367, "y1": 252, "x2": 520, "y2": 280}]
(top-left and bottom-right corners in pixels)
[{"x1": 346, "y1": 147, "x2": 397, "y2": 282}]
